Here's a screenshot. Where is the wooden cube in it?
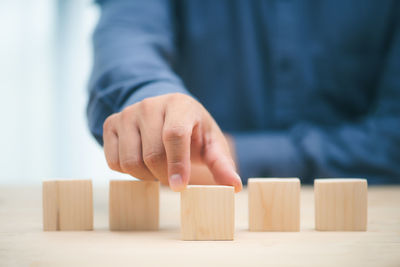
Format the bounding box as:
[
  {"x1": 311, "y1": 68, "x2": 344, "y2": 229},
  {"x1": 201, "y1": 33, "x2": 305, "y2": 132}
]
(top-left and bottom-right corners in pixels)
[
  {"x1": 248, "y1": 178, "x2": 300, "y2": 231},
  {"x1": 181, "y1": 185, "x2": 234, "y2": 240},
  {"x1": 314, "y1": 178, "x2": 368, "y2": 231},
  {"x1": 109, "y1": 180, "x2": 159, "y2": 230},
  {"x1": 42, "y1": 180, "x2": 93, "y2": 231}
]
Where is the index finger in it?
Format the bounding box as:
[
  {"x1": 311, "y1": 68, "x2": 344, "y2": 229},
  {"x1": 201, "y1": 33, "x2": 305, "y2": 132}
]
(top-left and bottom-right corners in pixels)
[{"x1": 162, "y1": 108, "x2": 194, "y2": 192}]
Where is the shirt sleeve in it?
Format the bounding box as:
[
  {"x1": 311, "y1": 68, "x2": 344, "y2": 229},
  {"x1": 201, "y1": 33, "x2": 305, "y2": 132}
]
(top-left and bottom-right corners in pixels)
[
  {"x1": 87, "y1": 0, "x2": 191, "y2": 145},
  {"x1": 233, "y1": 12, "x2": 400, "y2": 185}
]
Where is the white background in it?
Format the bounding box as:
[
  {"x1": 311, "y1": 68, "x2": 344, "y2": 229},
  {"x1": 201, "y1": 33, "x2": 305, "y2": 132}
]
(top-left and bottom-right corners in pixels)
[{"x1": 0, "y1": 0, "x2": 127, "y2": 185}]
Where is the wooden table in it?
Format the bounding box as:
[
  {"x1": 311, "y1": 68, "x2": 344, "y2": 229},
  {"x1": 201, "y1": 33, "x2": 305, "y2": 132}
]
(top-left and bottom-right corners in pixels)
[{"x1": 0, "y1": 186, "x2": 399, "y2": 266}]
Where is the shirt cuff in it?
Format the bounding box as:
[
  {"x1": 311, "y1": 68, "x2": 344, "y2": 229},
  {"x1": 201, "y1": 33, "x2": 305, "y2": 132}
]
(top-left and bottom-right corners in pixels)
[
  {"x1": 231, "y1": 132, "x2": 307, "y2": 184},
  {"x1": 120, "y1": 80, "x2": 193, "y2": 110}
]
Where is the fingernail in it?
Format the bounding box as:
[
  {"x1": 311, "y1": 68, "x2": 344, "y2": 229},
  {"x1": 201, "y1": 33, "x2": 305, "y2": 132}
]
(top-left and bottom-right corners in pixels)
[
  {"x1": 233, "y1": 172, "x2": 243, "y2": 192},
  {"x1": 169, "y1": 174, "x2": 183, "y2": 191},
  {"x1": 234, "y1": 172, "x2": 241, "y2": 182}
]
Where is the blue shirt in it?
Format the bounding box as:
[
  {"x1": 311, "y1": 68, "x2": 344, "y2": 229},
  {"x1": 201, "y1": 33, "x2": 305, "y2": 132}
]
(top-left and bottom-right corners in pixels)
[{"x1": 88, "y1": 0, "x2": 400, "y2": 184}]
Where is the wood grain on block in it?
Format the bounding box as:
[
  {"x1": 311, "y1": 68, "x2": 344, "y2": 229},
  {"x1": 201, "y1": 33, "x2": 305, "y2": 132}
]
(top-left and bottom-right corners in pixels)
[
  {"x1": 314, "y1": 178, "x2": 368, "y2": 231},
  {"x1": 109, "y1": 180, "x2": 159, "y2": 231},
  {"x1": 42, "y1": 180, "x2": 93, "y2": 231},
  {"x1": 181, "y1": 185, "x2": 234, "y2": 240},
  {"x1": 248, "y1": 178, "x2": 300, "y2": 231}
]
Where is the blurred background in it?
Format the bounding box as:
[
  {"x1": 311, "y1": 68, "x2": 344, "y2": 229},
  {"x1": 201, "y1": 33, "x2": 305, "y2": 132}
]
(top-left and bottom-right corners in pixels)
[{"x1": 0, "y1": 0, "x2": 123, "y2": 185}]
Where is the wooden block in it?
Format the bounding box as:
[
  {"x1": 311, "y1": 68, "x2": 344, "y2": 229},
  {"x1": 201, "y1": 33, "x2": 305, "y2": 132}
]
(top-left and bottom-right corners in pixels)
[
  {"x1": 248, "y1": 178, "x2": 300, "y2": 231},
  {"x1": 109, "y1": 180, "x2": 159, "y2": 230},
  {"x1": 42, "y1": 180, "x2": 93, "y2": 231},
  {"x1": 181, "y1": 185, "x2": 234, "y2": 240},
  {"x1": 42, "y1": 181, "x2": 58, "y2": 231},
  {"x1": 314, "y1": 178, "x2": 368, "y2": 231}
]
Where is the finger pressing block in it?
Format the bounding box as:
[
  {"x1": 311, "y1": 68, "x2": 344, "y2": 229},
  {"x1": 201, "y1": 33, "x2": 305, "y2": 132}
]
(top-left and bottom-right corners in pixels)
[
  {"x1": 314, "y1": 178, "x2": 368, "y2": 231},
  {"x1": 248, "y1": 178, "x2": 301, "y2": 231},
  {"x1": 109, "y1": 180, "x2": 159, "y2": 230},
  {"x1": 42, "y1": 179, "x2": 93, "y2": 231},
  {"x1": 181, "y1": 185, "x2": 234, "y2": 240}
]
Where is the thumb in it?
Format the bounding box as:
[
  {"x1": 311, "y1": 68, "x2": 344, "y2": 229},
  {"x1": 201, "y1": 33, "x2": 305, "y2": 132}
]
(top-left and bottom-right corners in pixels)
[{"x1": 203, "y1": 137, "x2": 243, "y2": 192}]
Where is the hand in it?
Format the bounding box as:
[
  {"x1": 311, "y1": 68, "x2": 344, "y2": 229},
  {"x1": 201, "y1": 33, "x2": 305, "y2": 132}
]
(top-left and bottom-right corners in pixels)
[
  {"x1": 189, "y1": 134, "x2": 237, "y2": 185},
  {"x1": 102, "y1": 93, "x2": 242, "y2": 192}
]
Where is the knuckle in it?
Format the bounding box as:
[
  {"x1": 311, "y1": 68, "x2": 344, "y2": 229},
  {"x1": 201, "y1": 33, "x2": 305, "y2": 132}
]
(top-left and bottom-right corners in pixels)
[
  {"x1": 163, "y1": 125, "x2": 191, "y2": 142},
  {"x1": 143, "y1": 150, "x2": 165, "y2": 168},
  {"x1": 170, "y1": 92, "x2": 186, "y2": 100},
  {"x1": 103, "y1": 114, "x2": 117, "y2": 131},
  {"x1": 120, "y1": 109, "x2": 131, "y2": 122},
  {"x1": 140, "y1": 97, "x2": 154, "y2": 108},
  {"x1": 167, "y1": 93, "x2": 182, "y2": 101},
  {"x1": 120, "y1": 157, "x2": 144, "y2": 173},
  {"x1": 169, "y1": 93, "x2": 192, "y2": 104},
  {"x1": 138, "y1": 98, "x2": 156, "y2": 116},
  {"x1": 120, "y1": 106, "x2": 137, "y2": 123}
]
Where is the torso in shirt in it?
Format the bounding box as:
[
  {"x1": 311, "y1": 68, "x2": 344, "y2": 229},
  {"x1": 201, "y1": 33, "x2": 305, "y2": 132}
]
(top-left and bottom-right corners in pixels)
[{"x1": 172, "y1": 0, "x2": 396, "y2": 132}]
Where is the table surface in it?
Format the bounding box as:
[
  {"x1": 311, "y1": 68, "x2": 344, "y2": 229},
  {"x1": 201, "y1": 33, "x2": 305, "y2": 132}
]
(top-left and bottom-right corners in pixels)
[{"x1": 0, "y1": 185, "x2": 399, "y2": 267}]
